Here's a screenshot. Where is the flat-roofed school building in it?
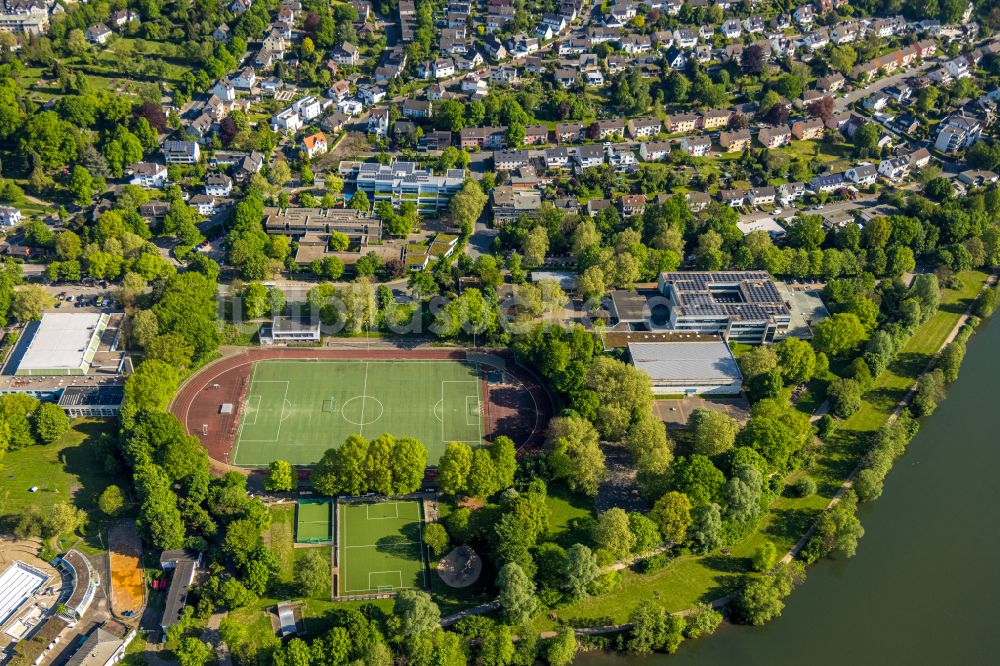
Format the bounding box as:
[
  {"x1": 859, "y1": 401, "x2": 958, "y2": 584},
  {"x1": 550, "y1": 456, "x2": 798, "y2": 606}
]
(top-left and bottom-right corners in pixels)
[
  {"x1": 12, "y1": 313, "x2": 122, "y2": 376},
  {"x1": 627, "y1": 339, "x2": 743, "y2": 395},
  {"x1": 57, "y1": 385, "x2": 125, "y2": 418},
  {"x1": 260, "y1": 317, "x2": 321, "y2": 344},
  {"x1": 657, "y1": 271, "x2": 791, "y2": 343}
]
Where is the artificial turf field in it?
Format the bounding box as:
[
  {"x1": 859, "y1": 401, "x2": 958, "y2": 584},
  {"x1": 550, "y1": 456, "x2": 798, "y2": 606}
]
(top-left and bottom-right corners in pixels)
[
  {"x1": 232, "y1": 360, "x2": 484, "y2": 466},
  {"x1": 339, "y1": 500, "x2": 428, "y2": 595},
  {"x1": 296, "y1": 500, "x2": 332, "y2": 543}
]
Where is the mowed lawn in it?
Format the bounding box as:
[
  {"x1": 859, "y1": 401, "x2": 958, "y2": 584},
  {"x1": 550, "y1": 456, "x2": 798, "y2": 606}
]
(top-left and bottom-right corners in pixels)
[
  {"x1": 2, "y1": 419, "x2": 123, "y2": 520},
  {"x1": 233, "y1": 360, "x2": 484, "y2": 466}
]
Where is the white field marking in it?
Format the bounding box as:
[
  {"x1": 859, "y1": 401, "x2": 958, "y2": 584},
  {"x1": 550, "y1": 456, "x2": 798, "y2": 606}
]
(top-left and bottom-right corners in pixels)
[
  {"x1": 365, "y1": 501, "x2": 400, "y2": 520},
  {"x1": 441, "y1": 380, "x2": 483, "y2": 444},
  {"x1": 237, "y1": 381, "x2": 289, "y2": 443},
  {"x1": 465, "y1": 395, "x2": 481, "y2": 427},
  {"x1": 340, "y1": 395, "x2": 385, "y2": 427},
  {"x1": 432, "y1": 399, "x2": 444, "y2": 423},
  {"x1": 341, "y1": 570, "x2": 403, "y2": 594},
  {"x1": 231, "y1": 361, "x2": 261, "y2": 465},
  {"x1": 242, "y1": 395, "x2": 261, "y2": 426},
  {"x1": 358, "y1": 362, "x2": 370, "y2": 438}
]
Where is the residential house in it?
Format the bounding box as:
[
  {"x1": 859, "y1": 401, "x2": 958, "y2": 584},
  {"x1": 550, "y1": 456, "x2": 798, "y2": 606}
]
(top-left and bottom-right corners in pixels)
[
  {"x1": 719, "y1": 130, "x2": 751, "y2": 152},
  {"x1": 213, "y1": 24, "x2": 231, "y2": 41},
  {"x1": 700, "y1": 109, "x2": 732, "y2": 130},
  {"x1": 524, "y1": 125, "x2": 549, "y2": 145},
  {"x1": 908, "y1": 147, "x2": 932, "y2": 169},
  {"x1": 213, "y1": 79, "x2": 236, "y2": 103},
  {"x1": 810, "y1": 172, "x2": 846, "y2": 193},
  {"x1": 674, "y1": 27, "x2": 698, "y2": 48},
  {"x1": 720, "y1": 189, "x2": 747, "y2": 207},
  {"x1": 863, "y1": 93, "x2": 889, "y2": 111},
  {"x1": 639, "y1": 141, "x2": 672, "y2": 161},
  {"x1": 302, "y1": 132, "x2": 327, "y2": 158},
  {"x1": 594, "y1": 119, "x2": 627, "y2": 140},
  {"x1": 232, "y1": 67, "x2": 257, "y2": 90},
  {"x1": 263, "y1": 29, "x2": 287, "y2": 54},
  {"x1": 758, "y1": 125, "x2": 791, "y2": 148},
  {"x1": 368, "y1": 108, "x2": 390, "y2": 137},
  {"x1": 189, "y1": 195, "x2": 217, "y2": 216},
  {"x1": 556, "y1": 122, "x2": 585, "y2": 143},
  {"x1": 627, "y1": 117, "x2": 663, "y2": 138},
  {"x1": 619, "y1": 194, "x2": 647, "y2": 218},
  {"x1": 494, "y1": 150, "x2": 530, "y2": 170},
  {"x1": 545, "y1": 146, "x2": 570, "y2": 169},
  {"x1": 777, "y1": 182, "x2": 806, "y2": 205},
  {"x1": 686, "y1": 191, "x2": 711, "y2": 212},
  {"x1": 127, "y1": 162, "x2": 168, "y2": 188},
  {"x1": 86, "y1": 23, "x2": 112, "y2": 44},
  {"x1": 680, "y1": 135, "x2": 712, "y2": 156},
  {"x1": 332, "y1": 41, "x2": 360, "y2": 66},
  {"x1": 402, "y1": 99, "x2": 433, "y2": 119},
  {"x1": 205, "y1": 173, "x2": 233, "y2": 197},
  {"x1": 816, "y1": 73, "x2": 845, "y2": 93},
  {"x1": 845, "y1": 163, "x2": 878, "y2": 187},
  {"x1": 294, "y1": 96, "x2": 324, "y2": 122},
  {"x1": 576, "y1": 144, "x2": 605, "y2": 169},
  {"x1": 665, "y1": 113, "x2": 698, "y2": 133},
  {"x1": 934, "y1": 114, "x2": 982, "y2": 153},
  {"x1": 460, "y1": 126, "x2": 508, "y2": 149},
  {"x1": 792, "y1": 118, "x2": 825, "y2": 140},
  {"x1": 328, "y1": 80, "x2": 351, "y2": 101},
  {"x1": 357, "y1": 85, "x2": 386, "y2": 106},
  {"x1": 338, "y1": 98, "x2": 363, "y2": 116},
  {"x1": 721, "y1": 19, "x2": 741, "y2": 39},
  {"x1": 0, "y1": 206, "x2": 21, "y2": 226},
  {"x1": 553, "y1": 68, "x2": 577, "y2": 88},
  {"x1": 163, "y1": 140, "x2": 200, "y2": 164},
  {"x1": 271, "y1": 108, "x2": 303, "y2": 133},
  {"x1": 663, "y1": 47, "x2": 687, "y2": 70},
  {"x1": 878, "y1": 156, "x2": 911, "y2": 181},
  {"x1": 748, "y1": 187, "x2": 776, "y2": 206}
]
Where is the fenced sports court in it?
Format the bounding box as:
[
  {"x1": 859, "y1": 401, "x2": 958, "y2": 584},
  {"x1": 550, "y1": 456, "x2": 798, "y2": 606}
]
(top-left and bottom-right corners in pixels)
[
  {"x1": 295, "y1": 499, "x2": 333, "y2": 544},
  {"x1": 337, "y1": 499, "x2": 427, "y2": 596}
]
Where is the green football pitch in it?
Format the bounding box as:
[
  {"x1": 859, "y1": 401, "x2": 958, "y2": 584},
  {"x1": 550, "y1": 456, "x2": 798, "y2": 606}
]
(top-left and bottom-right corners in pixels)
[
  {"x1": 296, "y1": 500, "x2": 332, "y2": 543},
  {"x1": 232, "y1": 360, "x2": 484, "y2": 467},
  {"x1": 338, "y1": 500, "x2": 428, "y2": 595}
]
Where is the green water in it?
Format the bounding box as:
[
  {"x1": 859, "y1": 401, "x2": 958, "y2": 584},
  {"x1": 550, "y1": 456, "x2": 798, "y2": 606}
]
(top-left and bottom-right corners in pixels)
[{"x1": 579, "y1": 316, "x2": 1000, "y2": 665}]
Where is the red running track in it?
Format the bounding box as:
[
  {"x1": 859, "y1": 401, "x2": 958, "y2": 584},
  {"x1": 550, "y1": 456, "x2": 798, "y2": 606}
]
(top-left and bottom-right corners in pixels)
[{"x1": 170, "y1": 347, "x2": 553, "y2": 469}]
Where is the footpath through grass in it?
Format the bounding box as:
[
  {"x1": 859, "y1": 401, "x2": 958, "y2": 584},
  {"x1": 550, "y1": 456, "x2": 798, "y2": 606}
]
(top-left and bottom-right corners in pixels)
[{"x1": 538, "y1": 270, "x2": 990, "y2": 630}]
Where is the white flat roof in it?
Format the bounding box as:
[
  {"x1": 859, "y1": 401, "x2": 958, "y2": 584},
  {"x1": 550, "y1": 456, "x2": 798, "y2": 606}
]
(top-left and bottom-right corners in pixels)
[
  {"x1": 737, "y1": 217, "x2": 786, "y2": 236},
  {"x1": 18, "y1": 313, "x2": 105, "y2": 372},
  {"x1": 0, "y1": 562, "x2": 47, "y2": 626},
  {"x1": 628, "y1": 341, "x2": 743, "y2": 384}
]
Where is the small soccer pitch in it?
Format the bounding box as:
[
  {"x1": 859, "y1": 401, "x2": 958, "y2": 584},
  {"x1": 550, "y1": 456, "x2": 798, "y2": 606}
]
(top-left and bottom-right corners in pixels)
[
  {"x1": 338, "y1": 499, "x2": 428, "y2": 595},
  {"x1": 231, "y1": 360, "x2": 484, "y2": 467},
  {"x1": 296, "y1": 500, "x2": 333, "y2": 544}
]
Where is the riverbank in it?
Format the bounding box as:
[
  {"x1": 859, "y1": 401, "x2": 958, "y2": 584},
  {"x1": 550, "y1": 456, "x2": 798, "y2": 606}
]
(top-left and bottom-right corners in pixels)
[
  {"x1": 531, "y1": 269, "x2": 993, "y2": 633},
  {"x1": 576, "y1": 285, "x2": 1000, "y2": 665}
]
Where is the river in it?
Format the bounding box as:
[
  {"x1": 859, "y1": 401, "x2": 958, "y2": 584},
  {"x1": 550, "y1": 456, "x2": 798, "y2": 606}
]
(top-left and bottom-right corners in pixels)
[{"x1": 578, "y1": 315, "x2": 1000, "y2": 665}]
